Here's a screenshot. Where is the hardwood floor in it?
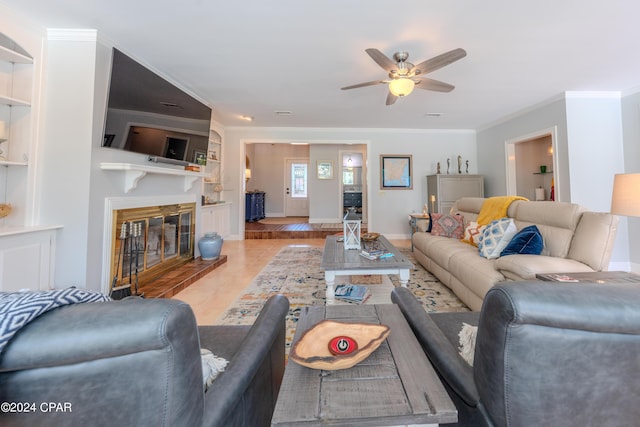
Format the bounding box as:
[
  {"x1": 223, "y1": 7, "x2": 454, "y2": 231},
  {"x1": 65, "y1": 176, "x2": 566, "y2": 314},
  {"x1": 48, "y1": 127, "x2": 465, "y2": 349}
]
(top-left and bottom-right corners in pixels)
[{"x1": 245, "y1": 217, "x2": 366, "y2": 239}]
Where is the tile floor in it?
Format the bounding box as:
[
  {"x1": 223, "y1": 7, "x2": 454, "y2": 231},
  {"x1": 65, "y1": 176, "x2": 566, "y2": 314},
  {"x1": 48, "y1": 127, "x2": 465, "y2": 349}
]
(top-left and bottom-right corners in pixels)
[{"x1": 172, "y1": 238, "x2": 410, "y2": 325}]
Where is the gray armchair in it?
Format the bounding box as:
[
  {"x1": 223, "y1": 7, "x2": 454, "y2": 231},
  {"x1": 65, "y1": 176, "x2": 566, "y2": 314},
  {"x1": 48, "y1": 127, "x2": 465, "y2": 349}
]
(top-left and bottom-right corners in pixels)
[
  {"x1": 0, "y1": 293, "x2": 289, "y2": 427},
  {"x1": 392, "y1": 282, "x2": 640, "y2": 427}
]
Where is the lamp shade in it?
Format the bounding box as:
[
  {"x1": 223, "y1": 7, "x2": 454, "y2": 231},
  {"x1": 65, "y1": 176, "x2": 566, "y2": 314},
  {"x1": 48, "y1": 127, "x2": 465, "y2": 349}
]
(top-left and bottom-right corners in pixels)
[
  {"x1": 388, "y1": 78, "x2": 415, "y2": 97},
  {"x1": 611, "y1": 173, "x2": 640, "y2": 217}
]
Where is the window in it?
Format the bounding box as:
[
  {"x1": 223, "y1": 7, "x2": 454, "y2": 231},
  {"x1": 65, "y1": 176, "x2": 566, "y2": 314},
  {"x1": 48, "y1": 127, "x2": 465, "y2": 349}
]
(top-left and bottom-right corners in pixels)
[{"x1": 291, "y1": 163, "x2": 308, "y2": 198}]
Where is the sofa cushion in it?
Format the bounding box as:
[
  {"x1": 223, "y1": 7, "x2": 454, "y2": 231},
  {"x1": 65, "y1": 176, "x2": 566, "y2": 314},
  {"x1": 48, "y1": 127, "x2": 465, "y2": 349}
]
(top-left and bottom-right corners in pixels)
[
  {"x1": 431, "y1": 213, "x2": 465, "y2": 239},
  {"x1": 495, "y1": 255, "x2": 595, "y2": 280},
  {"x1": 511, "y1": 200, "x2": 585, "y2": 258},
  {"x1": 568, "y1": 212, "x2": 619, "y2": 271},
  {"x1": 500, "y1": 225, "x2": 543, "y2": 256},
  {"x1": 477, "y1": 218, "x2": 517, "y2": 259},
  {"x1": 415, "y1": 234, "x2": 478, "y2": 272}
]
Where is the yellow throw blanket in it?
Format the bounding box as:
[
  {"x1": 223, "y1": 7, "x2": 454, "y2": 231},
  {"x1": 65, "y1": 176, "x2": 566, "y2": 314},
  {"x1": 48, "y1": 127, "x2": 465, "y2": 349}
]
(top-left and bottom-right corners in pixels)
[{"x1": 476, "y1": 196, "x2": 528, "y2": 225}]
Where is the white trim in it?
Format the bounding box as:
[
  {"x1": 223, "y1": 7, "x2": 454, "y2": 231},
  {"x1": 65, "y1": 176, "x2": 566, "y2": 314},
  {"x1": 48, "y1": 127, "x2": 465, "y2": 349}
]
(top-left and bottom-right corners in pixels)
[
  {"x1": 504, "y1": 126, "x2": 559, "y2": 200},
  {"x1": 308, "y1": 218, "x2": 344, "y2": 224},
  {"x1": 477, "y1": 94, "x2": 565, "y2": 132},
  {"x1": 229, "y1": 126, "x2": 475, "y2": 135},
  {"x1": 240, "y1": 138, "x2": 374, "y2": 239},
  {"x1": 564, "y1": 91, "x2": 621, "y2": 99},
  {"x1": 47, "y1": 29, "x2": 97, "y2": 41}
]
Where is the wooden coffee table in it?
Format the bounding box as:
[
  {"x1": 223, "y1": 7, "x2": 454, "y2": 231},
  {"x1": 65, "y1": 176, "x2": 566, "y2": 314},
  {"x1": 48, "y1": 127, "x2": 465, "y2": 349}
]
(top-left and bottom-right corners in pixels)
[
  {"x1": 320, "y1": 235, "x2": 414, "y2": 302},
  {"x1": 271, "y1": 304, "x2": 457, "y2": 426}
]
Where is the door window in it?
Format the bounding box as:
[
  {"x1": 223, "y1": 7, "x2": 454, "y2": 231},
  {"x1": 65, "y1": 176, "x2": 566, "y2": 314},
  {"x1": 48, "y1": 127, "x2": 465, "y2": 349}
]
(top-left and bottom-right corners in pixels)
[{"x1": 291, "y1": 163, "x2": 308, "y2": 198}]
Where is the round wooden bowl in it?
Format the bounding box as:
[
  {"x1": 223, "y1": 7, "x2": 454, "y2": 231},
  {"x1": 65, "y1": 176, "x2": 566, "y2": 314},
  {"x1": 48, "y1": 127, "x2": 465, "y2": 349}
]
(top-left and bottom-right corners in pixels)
[
  {"x1": 289, "y1": 320, "x2": 390, "y2": 370},
  {"x1": 361, "y1": 232, "x2": 380, "y2": 242}
]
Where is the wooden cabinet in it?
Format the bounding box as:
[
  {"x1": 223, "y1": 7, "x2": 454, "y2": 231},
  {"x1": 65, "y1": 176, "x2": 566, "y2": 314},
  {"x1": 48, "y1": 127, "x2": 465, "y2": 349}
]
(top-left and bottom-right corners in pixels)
[
  {"x1": 245, "y1": 192, "x2": 265, "y2": 222},
  {"x1": 200, "y1": 203, "x2": 231, "y2": 239},
  {"x1": 0, "y1": 227, "x2": 59, "y2": 291},
  {"x1": 427, "y1": 174, "x2": 484, "y2": 213}
]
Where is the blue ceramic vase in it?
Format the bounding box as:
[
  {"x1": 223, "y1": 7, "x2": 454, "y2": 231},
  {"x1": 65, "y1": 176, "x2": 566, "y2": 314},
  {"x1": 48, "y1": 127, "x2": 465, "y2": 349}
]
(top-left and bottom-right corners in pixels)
[{"x1": 199, "y1": 232, "x2": 223, "y2": 260}]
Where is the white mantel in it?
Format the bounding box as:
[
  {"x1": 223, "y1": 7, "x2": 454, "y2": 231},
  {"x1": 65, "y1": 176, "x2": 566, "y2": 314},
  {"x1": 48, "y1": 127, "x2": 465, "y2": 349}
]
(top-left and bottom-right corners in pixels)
[{"x1": 100, "y1": 162, "x2": 207, "y2": 193}]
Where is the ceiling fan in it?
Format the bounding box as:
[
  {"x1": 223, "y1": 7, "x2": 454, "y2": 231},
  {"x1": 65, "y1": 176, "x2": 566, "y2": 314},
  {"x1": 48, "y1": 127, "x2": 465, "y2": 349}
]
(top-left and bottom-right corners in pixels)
[{"x1": 341, "y1": 48, "x2": 467, "y2": 105}]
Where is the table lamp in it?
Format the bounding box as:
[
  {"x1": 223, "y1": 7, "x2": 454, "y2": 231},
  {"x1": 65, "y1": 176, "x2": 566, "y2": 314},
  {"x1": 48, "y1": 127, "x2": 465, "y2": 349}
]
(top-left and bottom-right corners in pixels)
[{"x1": 611, "y1": 173, "x2": 640, "y2": 217}]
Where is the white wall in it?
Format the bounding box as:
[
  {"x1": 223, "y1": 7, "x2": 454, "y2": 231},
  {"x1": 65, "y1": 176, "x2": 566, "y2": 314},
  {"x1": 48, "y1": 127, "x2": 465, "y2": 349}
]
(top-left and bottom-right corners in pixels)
[
  {"x1": 477, "y1": 97, "x2": 570, "y2": 200},
  {"x1": 478, "y1": 93, "x2": 629, "y2": 268},
  {"x1": 224, "y1": 127, "x2": 477, "y2": 240},
  {"x1": 621, "y1": 90, "x2": 640, "y2": 271},
  {"x1": 247, "y1": 143, "x2": 309, "y2": 216},
  {"x1": 35, "y1": 31, "x2": 98, "y2": 288}
]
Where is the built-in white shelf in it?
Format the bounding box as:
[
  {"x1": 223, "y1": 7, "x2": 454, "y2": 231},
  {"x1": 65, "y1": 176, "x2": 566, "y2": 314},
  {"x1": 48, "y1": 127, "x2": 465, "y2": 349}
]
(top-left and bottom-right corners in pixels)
[
  {"x1": 0, "y1": 94, "x2": 30, "y2": 107},
  {"x1": 100, "y1": 162, "x2": 207, "y2": 193},
  {"x1": 0, "y1": 45, "x2": 33, "y2": 64},
  {"x1": 201, "y1": 201, "x2": 231, "y2": 209},
  {"x1": 0, "y1": 224, "x2": 62, "y2": 238},
  {"x1": 0, "y1": 160, "x2": 28, "y2": 167}
]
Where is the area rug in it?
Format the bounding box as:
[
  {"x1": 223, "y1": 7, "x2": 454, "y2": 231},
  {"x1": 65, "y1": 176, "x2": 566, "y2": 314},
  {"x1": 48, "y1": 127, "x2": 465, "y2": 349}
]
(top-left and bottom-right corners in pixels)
[{"x1": 215, "y1": 245, "x2": 468, "y2": 351}]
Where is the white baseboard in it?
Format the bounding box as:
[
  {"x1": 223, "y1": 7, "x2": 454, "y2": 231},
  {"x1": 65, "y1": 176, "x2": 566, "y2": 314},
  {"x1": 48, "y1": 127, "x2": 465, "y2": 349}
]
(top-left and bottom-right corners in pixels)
[
  {"x1": 609, "y1": 261, "x2": 632, "y2": 272},
  {"x1": 309, "y1": 218, "x2": 343, "y2": 224},
  {"x1": 384, "y1": 233, "x2": 412, "y2": 241}
]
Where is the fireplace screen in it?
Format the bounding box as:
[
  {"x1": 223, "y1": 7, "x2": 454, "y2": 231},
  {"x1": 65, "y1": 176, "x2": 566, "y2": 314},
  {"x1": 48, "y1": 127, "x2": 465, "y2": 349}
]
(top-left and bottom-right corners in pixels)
[{"x1": 111, "y1": 203, "x2": 195, "y2": 293}]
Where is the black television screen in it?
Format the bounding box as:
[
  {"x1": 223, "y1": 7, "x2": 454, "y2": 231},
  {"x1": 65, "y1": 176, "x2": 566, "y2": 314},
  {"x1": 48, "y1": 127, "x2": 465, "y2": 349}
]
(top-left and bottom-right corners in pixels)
[{"x1": 102, "y1": 48, "x2": 212, "y2": 165}]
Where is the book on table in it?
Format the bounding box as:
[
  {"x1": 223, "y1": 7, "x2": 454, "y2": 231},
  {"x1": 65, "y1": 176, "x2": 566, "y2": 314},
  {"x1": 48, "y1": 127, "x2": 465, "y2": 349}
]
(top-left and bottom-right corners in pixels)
[
  {"x1": 359, "y1": 249, "x2": 394, "y2": 260},
  {"x1": 334, "y1": 284, "x2": 371, "y2": 304}
]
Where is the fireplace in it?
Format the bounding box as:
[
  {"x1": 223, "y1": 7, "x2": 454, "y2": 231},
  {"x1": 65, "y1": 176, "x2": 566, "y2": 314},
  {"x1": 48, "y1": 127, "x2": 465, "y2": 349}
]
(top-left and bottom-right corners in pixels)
[{"x1": 106, "y1": 198, "x2": 196, "y2": 295}]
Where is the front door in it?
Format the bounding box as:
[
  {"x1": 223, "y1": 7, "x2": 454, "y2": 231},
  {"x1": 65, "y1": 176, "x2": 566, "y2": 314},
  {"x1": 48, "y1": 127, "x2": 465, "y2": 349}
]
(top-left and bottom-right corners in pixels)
[{"x1": 285, "y1": 158, "x2": 309, "y2": 217}]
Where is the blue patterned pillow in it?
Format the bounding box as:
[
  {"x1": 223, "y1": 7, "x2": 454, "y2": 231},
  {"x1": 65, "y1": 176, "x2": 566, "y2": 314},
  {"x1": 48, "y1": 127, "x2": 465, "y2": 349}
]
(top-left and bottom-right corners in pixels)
[
  {"x1": 500, "y1": 225, "x2": 543, "y2": 256},
  {"x1": 477, "y1": 218, "x2": 517, "y2": 259}
]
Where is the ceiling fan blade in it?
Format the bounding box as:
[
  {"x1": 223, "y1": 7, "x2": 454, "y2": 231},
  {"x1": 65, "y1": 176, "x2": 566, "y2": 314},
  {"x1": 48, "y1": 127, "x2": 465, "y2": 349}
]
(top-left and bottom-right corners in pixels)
[
  {"x1": 341, "y1": 80, "x2": 385, "y2": 90},
  {"x1": 411, "y1": 48, "x2": 467, "y2": 75},
  {"x1": 386, "y1": 92, "x2": 398, "y2": 106},
  {"x1": 365, "y1": 48, "x2": 398, "y2": 73},
  {"x1": 414, "y1": 77, "x2": 455, "y2": 92}
]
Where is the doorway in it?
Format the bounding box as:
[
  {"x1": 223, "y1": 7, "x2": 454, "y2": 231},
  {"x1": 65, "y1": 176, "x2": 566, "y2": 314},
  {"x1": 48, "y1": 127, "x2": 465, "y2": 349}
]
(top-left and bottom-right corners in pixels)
[
  {"x1": 505, "y1": 127, "x2": 559, "y2": 201},
  {"x1": 340, "y1": 151, "x2": 366, "y2": 221}
]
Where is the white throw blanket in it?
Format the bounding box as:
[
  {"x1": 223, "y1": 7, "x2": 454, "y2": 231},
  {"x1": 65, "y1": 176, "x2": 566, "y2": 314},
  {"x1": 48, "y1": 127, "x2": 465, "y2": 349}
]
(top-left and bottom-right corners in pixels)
[{"x1": 201, "y1": 348, "x2": 229, "y2": 390}]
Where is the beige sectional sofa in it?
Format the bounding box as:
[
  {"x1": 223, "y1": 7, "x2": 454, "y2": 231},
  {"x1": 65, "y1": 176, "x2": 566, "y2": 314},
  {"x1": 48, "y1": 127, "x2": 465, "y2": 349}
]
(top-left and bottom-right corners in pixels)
[{"x1": 412, "y1": 197, "x2": 619, "y2": 310}]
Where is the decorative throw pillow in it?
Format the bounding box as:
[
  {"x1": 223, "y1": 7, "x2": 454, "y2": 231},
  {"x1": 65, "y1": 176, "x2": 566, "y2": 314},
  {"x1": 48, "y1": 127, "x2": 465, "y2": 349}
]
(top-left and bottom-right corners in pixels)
[
  {"x1": 458, "y1": 323, "x2": 477, "y2": 366},
  {"x1": 477, "y1": 218, "x2": 517, "y2": 259},
  {"x1": 461, "y1": 221, "x2": 486, "y2": 247},
  {"x1": 500, "y1": 225, "x2": 544, "y2": 256},
  {"x1": 430, "y1": 213, "x2": 465, "y2": 239}
]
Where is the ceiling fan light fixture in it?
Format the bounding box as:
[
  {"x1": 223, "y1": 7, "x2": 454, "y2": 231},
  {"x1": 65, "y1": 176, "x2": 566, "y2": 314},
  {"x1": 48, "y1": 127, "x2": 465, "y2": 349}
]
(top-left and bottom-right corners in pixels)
[{"x1": 388, "y1": 78, "x2": 415, "y2": 97}]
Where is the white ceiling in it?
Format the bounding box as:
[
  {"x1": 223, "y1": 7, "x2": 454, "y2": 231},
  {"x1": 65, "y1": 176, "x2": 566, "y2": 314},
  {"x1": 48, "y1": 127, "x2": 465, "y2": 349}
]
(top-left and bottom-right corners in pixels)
[{"x1": 4, "y1": 0, "x2": 640, "y2": 130}]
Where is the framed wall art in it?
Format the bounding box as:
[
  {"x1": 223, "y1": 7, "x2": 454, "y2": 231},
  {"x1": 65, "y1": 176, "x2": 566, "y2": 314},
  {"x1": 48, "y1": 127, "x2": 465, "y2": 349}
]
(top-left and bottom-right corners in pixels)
[
  {"x1": 317, "y1": 160, "x2": 333, "y2": 179},
  {"x1": 193, "y1": 150, "x2": 207, "y2": 165},
  {"x1": 380, "y1": 154, "x2": 413, "y2": 190}
]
